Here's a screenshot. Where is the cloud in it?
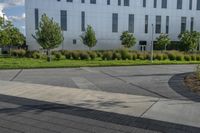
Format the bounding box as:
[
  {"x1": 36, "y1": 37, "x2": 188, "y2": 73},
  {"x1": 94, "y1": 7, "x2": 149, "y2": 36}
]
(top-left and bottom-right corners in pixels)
[{"x1": 9, "y1": 12, "x2": 25, "y2": 21}]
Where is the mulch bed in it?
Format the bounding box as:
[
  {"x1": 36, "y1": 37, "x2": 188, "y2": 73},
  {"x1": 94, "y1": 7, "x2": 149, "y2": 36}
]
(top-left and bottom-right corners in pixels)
[{"x1": 185, "y1": 73, "x2": 200, "y2": 95}]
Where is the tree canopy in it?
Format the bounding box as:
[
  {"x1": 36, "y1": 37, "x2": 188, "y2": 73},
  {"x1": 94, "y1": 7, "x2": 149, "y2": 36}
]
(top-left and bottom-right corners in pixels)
[
  {"x1": 120, "y1": 31, "x2": 136, "y2": 48},
  {"x1": 155, "y1": 33, "x2": 171, "y2": 50},
  {"x1": 80, "y1": 25, "x2": 97, "y2": 50}
]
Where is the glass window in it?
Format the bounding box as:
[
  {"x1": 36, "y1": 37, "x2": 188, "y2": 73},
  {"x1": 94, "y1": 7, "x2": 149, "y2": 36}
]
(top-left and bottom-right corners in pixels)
[
  {"x1": 118, "y1": 0, "x2": 121, "y2": 6},
  {"x1": 166, "y1": 16, "x2": 169, "y2": 34},
  {"x1": 143, "y1": 0, "x2": 146, "y2": 7},
  {"x1": 61, "y1": 10, "x2": 67, "y2": 31},
  {"x1": 90, "y1": 0, "x2": 96, "y2": 4},
  {"x1": 107, "y1": 0, "x2": 110, "y2": 5},
  {"x1": 112, "y1": 13, "x2": 118, "y2": 32},
  {"x1": 162, "y1": 0, "x2": 167, "y2": 8},
  {"x1": 145, "y1": 15, "x2": 148, "y2": 33},
  {"x1": 81, "y1": 11, "x2": 85, "y2": 31},
  {"x1": 177, "y1": 0, "x2": 182, "y2": 9},
  {"x1": 154, "y1": 0, "x2": 157, "y2": 8},
  {"x1": 35, "y1": 8, "x2": 39, "y2": 30},
  {"x1": 124, "y1": 0, "x2": 129, "y2": 6},
  {"x1": 156, "y1": 16, "x2": 161, "y2": 34},
  {"x1": 81, "y1": 0, "x2": 85, "y2": 3},
  {"x1": 128, "y1": 14, "x2": 134, "y2": 33},
  {"x1": 189, "y1": 0, "x2": 192, "y2": 10},
  {"x1": 181, "y1": 17, "x2": 187, "y2": 33},
  {"x1": 197, "y1": 0, "x2": 200, "y2": 10},
  {"x1": 190, "y1": 17, "x2": 194, "y2": 32}
]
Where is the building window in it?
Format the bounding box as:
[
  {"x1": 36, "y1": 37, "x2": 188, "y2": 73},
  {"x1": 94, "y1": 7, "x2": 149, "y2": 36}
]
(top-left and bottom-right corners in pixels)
[
  {"x1": 155, "y1": 16, "x2": 161, "y2": 34},
  {"x1": 112, "y1": 13, "x2": 118, "y2": 33},
  {"x1": 118, "y1": 0, "x2": 121, "y2": 6},
  {"x1": 145, "y1": 15, "x2": 148, "y2": 33},
  {"x1": 189, "y1": 0, "x2": 192, "y2": 10},
  {"x1": 67, "y1": 0, "x2": 73, "y2": 2},
  {"x1": 81, "y1": 11, "x2": 85, "y2": 31},
  {"x1": 166, "y1": 16, "x2": 169, "y2": 34},
  {"x1": 190, "y1": 17, "x2": 194, "y2": 32},
  {"x1": 61, "y1": 10, "x2": 67, "y2": 31},
  {"x1": 128, "y1": 14, "x2": 134, "y2": 33},
  {"x1": 124, "y1": 0, "x2": 129, "y2": 6},
  {"x1": 143, "y1": 0, "x2": 146, "y2": 7},
  {"x1": 35, "y1": 8, "x2": 39, "y2": 30},
  {"x1": 197, "y1": 0, "x2": 200, "y2": 10},
  {"x1": 81, "y1": 0, "x2": 85, "y2": 3},
  {"x1": 177, "y1": 0, "x2": 182, "y2": 9},
  {"x1": 181, "y1": 17, "x2": 187, "y2": 33},
  {"x1": 154, "y1": 0, "x2": 157, "y2": 8},
  {"x1": 73, "y1": 39, "x2": 76, "y2": 44},
  {"x1": 90, "y1": 0, "x2": 96, "y2": 4},
  {"x1": 162, "y1": 0, "x2": 167, "y2": 8},
  {"x1": 107, "y1": 0, "x2": 110, "y2": 5}
]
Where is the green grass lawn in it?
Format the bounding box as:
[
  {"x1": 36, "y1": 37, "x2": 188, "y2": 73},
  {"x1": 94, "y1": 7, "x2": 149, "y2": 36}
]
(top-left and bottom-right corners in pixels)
[{"x1": 0, "y1": 57, "x2": 200, "y2": 69}]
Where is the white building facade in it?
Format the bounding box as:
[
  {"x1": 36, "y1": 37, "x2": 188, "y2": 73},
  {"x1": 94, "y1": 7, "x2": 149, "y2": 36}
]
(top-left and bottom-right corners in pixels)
[{"x1": 25, "y1": 0, "x2": 200, "y2": 50}]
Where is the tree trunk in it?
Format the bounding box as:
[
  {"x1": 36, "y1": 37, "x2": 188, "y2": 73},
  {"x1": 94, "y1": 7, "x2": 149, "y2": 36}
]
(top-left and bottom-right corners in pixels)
[{"x1": 47, "y1": 49, "x2": 51, "y2": 62}]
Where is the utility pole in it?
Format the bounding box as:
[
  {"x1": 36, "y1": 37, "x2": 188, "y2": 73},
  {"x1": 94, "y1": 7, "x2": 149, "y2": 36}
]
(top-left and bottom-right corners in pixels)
[{"x1": 151, "y1": 24, "x2": 154, "y2": 62}]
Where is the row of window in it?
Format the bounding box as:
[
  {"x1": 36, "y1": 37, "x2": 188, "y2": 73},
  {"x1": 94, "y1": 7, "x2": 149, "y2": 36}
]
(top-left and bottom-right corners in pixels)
[
  {"x1": 35, "y1": 9, "x2": 194, "y2": 34},
  {"x1": 57, "y1": 0, "x2": 200, "y2": 10}
]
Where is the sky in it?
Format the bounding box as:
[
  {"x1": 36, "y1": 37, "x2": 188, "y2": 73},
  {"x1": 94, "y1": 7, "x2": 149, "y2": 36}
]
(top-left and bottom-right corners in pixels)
[{"x1": 0, "y1": 0, "x2": 25, "y2": 34}]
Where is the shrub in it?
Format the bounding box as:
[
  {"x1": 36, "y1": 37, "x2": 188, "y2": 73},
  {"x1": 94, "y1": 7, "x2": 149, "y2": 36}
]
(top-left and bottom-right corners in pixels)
[
  {"x1": 138, "y1": 54, "x2": 145, "y2": 60},
  {"x1": 184, "y1": 55, "x2": 191, "y2": 61},
  {"x1": 54, "y1": 52, "x2": 62, "y2": 60},
  {"x1": 80, "y1": 52, "x2": 90, "y2": 60},
  {"x1": 88, "y1": 51, "x2": 97, "y2": 60},
  {"x1": 96, "y1": 51, "x2": 103, "y2": 58},
  {"x1": 32, "y1": 52, "x2": 42, "y2": 59},
  {"x1": 176, "y1": 54, "x2": 184, "y2": 61},
  {"x1": 163, "y1": 54, "x2": 168, "y2": 60},
  {"x1": 155, "y1": 54, "x2": 163, "y2": 60},
  {"x1": 71, "y1": 51, "x2": 80, "y2": 60},
  {"x1": 11, "y1": 49, "x2": 26, "y2": 58},
  {"x1": 65, "y1": 51, "x2": 72, "y2": 59},
  {"x1": 168, "y1": 53, "x2": 176, "y2": 60},
  {"x1": 196, "y1": 65, "x2": 200, "y2": 81},
  {"x1": 191, "y1": 55, "x2": 197, "y2": 61},
  {"x1": 102, "y1": 51, "x2": 113, "y2": 60},
  {"x1": 196, "y1": 56, "x2": 200, "y2": 61},
  {"x1": 132, "y1": 53, "x2": 137, "y2": 60},
  {"x1": 112, "y1": 52, "x2": 122, "y2": 60},
  {"x1": 120, "y1": 49, "x2": 130, "y2": 60}
]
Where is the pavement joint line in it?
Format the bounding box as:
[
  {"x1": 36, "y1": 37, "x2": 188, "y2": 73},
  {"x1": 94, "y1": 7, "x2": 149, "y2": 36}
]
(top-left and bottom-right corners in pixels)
[
  {"x1": 139, "y1": 99, "x2": 160, "y2": 118},
  {"x1": 10, "y1": 69, "x2": 23, "y2": 81},
  {"x1": 100, "y1": 70, "x2": 169, "y2": 99}
]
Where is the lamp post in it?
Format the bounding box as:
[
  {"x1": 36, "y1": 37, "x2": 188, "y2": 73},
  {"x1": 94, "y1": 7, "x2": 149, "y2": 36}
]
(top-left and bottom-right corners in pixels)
[
  {"x1": 151, "y1": 24, "x2": 154, "y2": 62},
  {"x1": 62, "y1": 30, "x2": 64, "y2": 50}
]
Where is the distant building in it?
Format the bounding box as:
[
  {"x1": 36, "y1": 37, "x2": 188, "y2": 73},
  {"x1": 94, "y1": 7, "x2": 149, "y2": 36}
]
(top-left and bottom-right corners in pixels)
[{"x1": 25, "y1": 0, "x2": 200, "y2": 51}]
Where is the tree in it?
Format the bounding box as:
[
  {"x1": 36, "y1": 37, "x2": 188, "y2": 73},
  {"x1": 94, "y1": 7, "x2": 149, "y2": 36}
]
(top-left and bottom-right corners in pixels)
[
  {"x1": 33, "y1": 14, "x2": 64, "y2": 61},
  {"x1": 155, "y1": 33, "x2": 171, "y2": 50},
  {"x1": 120, "y1": 31, "x2": 136, "y2": 48},
  {"x1": 80, "y1": 25, "x2": 97, "y2": 50},
  {"x1": 178, "y1": 31, "x2": 200, "y2": 51}
]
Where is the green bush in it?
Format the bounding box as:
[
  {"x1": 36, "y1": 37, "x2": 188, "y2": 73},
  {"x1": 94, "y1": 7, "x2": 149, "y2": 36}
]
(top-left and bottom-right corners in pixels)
[
  {"x1": 65, "y1": 51, "x2": 72, "y2": 59},
  {"x1": 88, "y1": 51, "x2": 97, "y2": 60},
  {"x1": 176, "y1": 54, "x2": 184, "y2": 61},
  {"x1": 11, "y1": 49, "x2": 26, "y2": 58},
  {"x1": 132, "y1": 53, "x2": 137, "y2": 60},
  {"x1": 120, "y1": 49, "x2": 130, "y2": 60},
  {"x1": 80, "y1": 52, "x2": 90, "y2": 60},
  {"x1": 155, "y1": 54, "x2": 163, "y2": 60},
  {"x1": 196, "y1": 56, "x2": 200, "y2": 61},
  {"x1": 71, "y1": 51, "x2": 80, "y2": 60},
  {"x1": 102, "y1": 51, "x2": 113, "y2": 60},
  {"x1": 184, "y1": 55, "x2": 191, "y2": 61},
  {"x1": 32, "y1": 52, "x2": 43, "y2": 59},
  {"x1": 168, "y1": 53, "x2": 176, "y2": 60},
  {"x1": 54, "y1": 52, "x2": 62, "y2": 60},
  {"x1": 191, "y1": 55, "x2": 197, "y2": 61},
  {"x1": 163, "y1": 54, "x2": 168, "y2": 60},
  {"x1": 138, "y1": 54, "x2": 145, "y2": 60},
  {"x1": 112, "y1": 52, "x2": 122, "y2": 60}
]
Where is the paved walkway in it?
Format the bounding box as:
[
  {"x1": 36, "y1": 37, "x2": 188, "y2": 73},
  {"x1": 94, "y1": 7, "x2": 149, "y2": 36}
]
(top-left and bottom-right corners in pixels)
[{"x1": 0, "y1": 65, "x2": 199, "y2": 133}]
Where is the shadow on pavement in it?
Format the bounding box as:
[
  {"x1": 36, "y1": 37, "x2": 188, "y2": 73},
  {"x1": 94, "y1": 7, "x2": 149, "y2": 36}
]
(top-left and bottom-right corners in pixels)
[
  {"x1": 0, "y1": 94, "x2": 199, "y2": 133},
  {"x1": 168, "y1": 73, "x2": 200, "y2": 102}
]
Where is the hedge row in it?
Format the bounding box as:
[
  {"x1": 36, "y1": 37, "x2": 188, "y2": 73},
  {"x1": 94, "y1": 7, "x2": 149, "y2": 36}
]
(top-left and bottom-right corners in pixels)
[{"x1": 10, "y1": 49, "x2": 200, "y2": 61}]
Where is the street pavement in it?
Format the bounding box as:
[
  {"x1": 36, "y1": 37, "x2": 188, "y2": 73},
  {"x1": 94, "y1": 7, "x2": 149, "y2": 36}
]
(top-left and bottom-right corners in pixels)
[{"x1": 0, "y1": 65, "x2": 199, "y2": 133}]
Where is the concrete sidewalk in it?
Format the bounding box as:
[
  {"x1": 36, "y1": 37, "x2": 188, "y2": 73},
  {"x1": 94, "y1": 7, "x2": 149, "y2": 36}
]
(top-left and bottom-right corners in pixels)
[{"x1": 0, "y1": 80, "x2": 200, "y2": 132}]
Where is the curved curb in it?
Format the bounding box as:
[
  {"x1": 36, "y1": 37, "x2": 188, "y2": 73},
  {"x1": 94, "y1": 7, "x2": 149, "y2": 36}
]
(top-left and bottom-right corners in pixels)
[{"x1": 168, "y1": 72, "x2": 200, "y2": 102}]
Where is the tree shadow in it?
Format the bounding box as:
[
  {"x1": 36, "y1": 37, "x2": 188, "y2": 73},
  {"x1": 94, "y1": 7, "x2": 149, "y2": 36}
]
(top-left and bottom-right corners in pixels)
[{"x1": 0, "y1": 94, "x2": 199, "y2": 133}]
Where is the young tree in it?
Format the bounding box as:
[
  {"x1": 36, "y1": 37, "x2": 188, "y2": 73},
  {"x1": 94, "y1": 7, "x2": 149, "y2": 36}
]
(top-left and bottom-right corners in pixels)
[
  {"x1": 33, "y1": 14, "x2": 64, "y2": 61},
  {"x1": 120, "y1": 31, "x2": 136, "y2": 48},
  {"x1": 179, "y1": 31, "x2": 200, "y2": 51},
  {"x1": 80, "y1": 25, "x2": 97, "y2": 50},
  {"x1": 155, "y1": 33, "x2": 171, "y2": 51}
]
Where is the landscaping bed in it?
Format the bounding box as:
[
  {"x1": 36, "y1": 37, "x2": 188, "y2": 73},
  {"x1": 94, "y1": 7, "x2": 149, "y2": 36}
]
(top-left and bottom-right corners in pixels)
[{"x1": 185, "y1": 73, "x2": 200, "y2": 94}]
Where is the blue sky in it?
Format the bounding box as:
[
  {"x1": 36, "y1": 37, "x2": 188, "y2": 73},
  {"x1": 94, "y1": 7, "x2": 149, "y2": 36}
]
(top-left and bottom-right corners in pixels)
[{"x1": 0, "y1": 0, "x2": 25, "y2": 34}]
